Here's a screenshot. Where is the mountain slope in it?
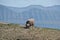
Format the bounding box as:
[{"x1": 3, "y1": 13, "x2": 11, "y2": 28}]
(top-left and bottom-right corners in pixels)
[{"x1": 0, "y1": 5, "x2": 60, "y2": 29}]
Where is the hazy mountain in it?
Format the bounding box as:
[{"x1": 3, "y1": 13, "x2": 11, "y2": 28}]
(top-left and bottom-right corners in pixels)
[{"x1": 0, "y1": 5, "x2": 60, "y2": 29}]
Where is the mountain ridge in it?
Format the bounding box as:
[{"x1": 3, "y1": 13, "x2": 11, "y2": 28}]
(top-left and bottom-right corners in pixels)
[{"x1": 0, "y1": 4, "x2": 60, "y2": 29}]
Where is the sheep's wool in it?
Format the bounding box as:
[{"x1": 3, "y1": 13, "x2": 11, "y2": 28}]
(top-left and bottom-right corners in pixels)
[{"x1": 28, "y1": 18, "x2": 34, "y2": 22}]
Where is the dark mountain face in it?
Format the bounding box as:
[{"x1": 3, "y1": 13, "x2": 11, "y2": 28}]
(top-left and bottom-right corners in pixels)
[{"x1": 0, "y1": 5, "x2": 60, "y2": 29}]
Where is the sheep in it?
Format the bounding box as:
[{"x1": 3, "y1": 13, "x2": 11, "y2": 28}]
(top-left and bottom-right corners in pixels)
[{"x1": 25, "y1": 18, "x2": 34, "y2": 28}]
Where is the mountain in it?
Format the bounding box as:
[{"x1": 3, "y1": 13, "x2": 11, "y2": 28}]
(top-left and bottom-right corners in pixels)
[{"x1": 0, "y1": 5, "x2": 60, "y2": 29}]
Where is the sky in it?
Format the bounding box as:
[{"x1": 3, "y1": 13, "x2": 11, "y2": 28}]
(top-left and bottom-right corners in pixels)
[{"x1": 0, "y1": 0, "x2": 60, "y2": 7}]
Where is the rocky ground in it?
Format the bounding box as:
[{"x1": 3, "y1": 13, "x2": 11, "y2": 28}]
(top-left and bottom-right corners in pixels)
[{"x1": 0, "y1": 23, "x2": 60, "y2": 40}]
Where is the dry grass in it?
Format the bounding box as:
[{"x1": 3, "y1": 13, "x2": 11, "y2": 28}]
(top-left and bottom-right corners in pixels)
[{"x1": 0, "y1": 23, "x2": 60, "y2": 40}]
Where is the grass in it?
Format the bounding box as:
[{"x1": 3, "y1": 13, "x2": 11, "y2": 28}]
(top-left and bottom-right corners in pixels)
[{"x1": 0, "y1": 23, "x2": 60, "y2": 40}]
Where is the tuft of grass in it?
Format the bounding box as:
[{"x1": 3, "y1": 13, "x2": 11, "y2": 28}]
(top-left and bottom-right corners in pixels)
[{"x1": 42, "y1": 28, "x2": 60, "y2": 31}]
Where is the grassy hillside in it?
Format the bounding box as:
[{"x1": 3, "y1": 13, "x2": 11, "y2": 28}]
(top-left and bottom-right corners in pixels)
[{"x1": 0, "y1": 23, "x2": 60, "y2": 40}]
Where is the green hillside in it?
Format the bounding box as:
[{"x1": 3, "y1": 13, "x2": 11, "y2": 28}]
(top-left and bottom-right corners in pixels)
[{"x1": 0, "y1": 23, "x2": 60, "y2": 40}]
